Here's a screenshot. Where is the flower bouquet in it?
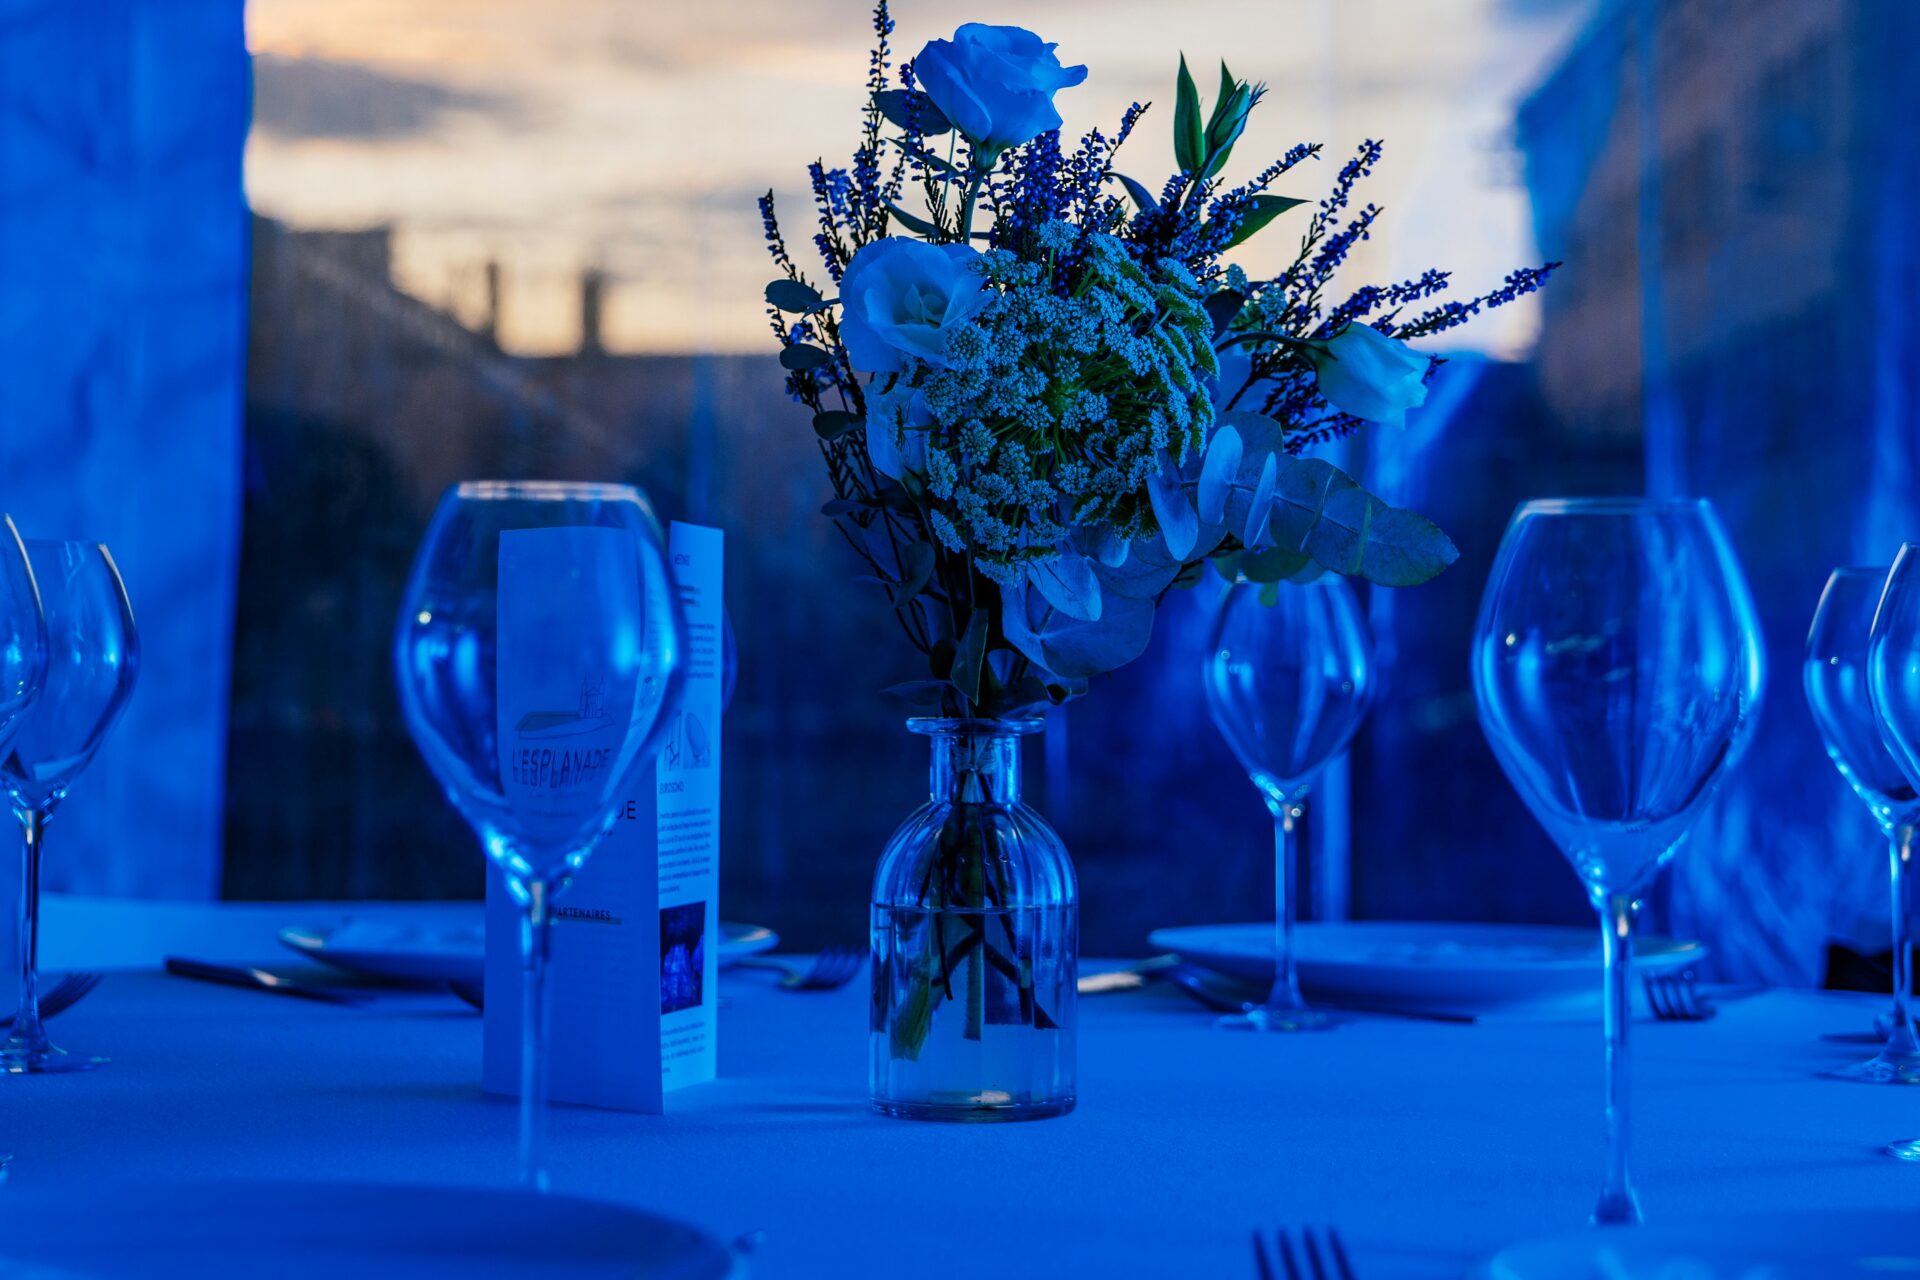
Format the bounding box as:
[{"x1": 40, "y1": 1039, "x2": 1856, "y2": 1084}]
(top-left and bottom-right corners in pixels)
[{"x1": 760, "y1": 6, "x2": 1552, "y2": 1119}]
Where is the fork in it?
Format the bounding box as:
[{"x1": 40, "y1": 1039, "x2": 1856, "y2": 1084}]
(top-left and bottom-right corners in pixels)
[
  {"x1": 0, "y1": 972, "x2": 102, "y2": 1029},
  {"x1": 1643, "y1": 970, "x2": 1715, "y2": 1021},
  {"x1": 1253, "y1": 1225, "x2": 1357, "y2": 1280},
  {"x1": 733, "y1": 946, "x2": 864, "y2": 991}
]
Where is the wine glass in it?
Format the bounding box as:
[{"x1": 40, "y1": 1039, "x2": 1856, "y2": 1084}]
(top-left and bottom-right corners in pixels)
[
  {"x1": 393, "y1": 481, "x2": 686, "y2": 1190},
  {"x1": 1202, "y1": 577, "x2": 1374, "y2": 1032},
  {"x1": 1806, "y1": 566, "x2": 1920, "y2": 1084},
  {"x1": 0, "y1": 541, "x2": 136, "y2": 1074},
  {"x1": 0, "y1": 518, "x2": 46, "y2": 749},
  {"x1": 1473, "y1": 498, "x2": 1763, "y2": 1225}
]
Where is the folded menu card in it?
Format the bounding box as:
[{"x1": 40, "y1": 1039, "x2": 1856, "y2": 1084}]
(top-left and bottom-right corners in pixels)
[{"x1": 482, "y1": 520, "x2": 724, "y2": 1113}]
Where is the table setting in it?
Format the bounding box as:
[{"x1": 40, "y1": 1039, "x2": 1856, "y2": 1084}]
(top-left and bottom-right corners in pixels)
[{"x1": 8, "y1": 6, "x2": 1920, "y2": 1279}]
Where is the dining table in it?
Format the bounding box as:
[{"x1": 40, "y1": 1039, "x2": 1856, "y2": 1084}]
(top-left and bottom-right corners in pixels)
[{"x1": 7, "y1": 894, "x2": 1920, "y2": 1278}]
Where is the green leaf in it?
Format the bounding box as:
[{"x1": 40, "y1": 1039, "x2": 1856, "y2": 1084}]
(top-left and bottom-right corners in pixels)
[
  {"x1": 884, "y1": 201, "x2": 945, "y2": 239},
  {"x1": 812, "y1": 410, "x2": 857, "y2": 440},
  {"x1": 1204, "y1": 289, "x2": 1246, "y2": 339},
  {"x1": 820, "y1": 497, "x2": 870, "y2": 518},
  {"x1": 1174, "y1": 55, "x2": 1205, "y2": 176},
  {"x1": 890, "y1": 541, "x2": 936, "y2": 608},
  {"x1": 1213, "y1": 61, "x2": 1238, "y2": 127},
  {"x1": 765, "y1": 279, "x2": 824, "y2": 313},
  {"x1": 873, "y1": 89, "x2": 951, "y2": 137},
  {"x1": 950, "y1": 611, "x2": 989, "y2": 706},
  {"x1": 1216, "y1": 194, "x2": 1308, "y2": 250},
  {"x1": 1116, "y1": 172, "x2": 1159, "y2": 215},
  {"x1": 1203, "y1": 83, "x2": 1252, "y2": 178},
  {"x1": 779, "y1": 344, "x2": 832, "y2": 372},
  {"x1": 882, "y1": 680, "x2": 955, "y2": 712}
]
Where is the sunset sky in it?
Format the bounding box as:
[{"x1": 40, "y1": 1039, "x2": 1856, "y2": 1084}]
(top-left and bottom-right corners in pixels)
[{"x1": 243, "y1": 0, "x2": 1594, "y2": 356}]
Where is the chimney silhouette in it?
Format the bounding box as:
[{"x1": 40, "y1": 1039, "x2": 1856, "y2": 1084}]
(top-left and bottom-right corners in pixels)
[
  {"x1": 579, "y1": 268, "x2": 607, "y2": 358},
  {"x1": 482, "y1": 260, "x2": 502, "y2": 347}
]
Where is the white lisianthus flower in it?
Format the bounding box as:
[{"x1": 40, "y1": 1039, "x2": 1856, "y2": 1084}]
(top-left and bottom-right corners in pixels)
[{"x1": 1306, "y1": 325, "x2": 1429, "y2": 427}]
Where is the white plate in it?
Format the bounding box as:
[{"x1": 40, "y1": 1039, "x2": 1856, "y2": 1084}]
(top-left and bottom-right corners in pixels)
[
  {"x1": 1486, "y1": 1209, "x2": 1920, "y2": 1278},
  {"x1": 0, "y1": 1180, "x2": 734, "y2": 1279},
  {"x1": 1147, "y1": 921, "x2": 1705, "y2": 1014},
  {"x1": 282, "y1": 911, "x2": 780, "y2": 985}
]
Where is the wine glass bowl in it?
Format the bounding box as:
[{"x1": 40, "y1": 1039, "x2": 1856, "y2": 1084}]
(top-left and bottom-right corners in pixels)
[
  {"x1": 0, "y1": 540, "x2": 139, "y2": 1074},
  {"x1": 0, "y1": 516, "x2": 47, "y2": 754},
  {"x1": 1203, "y1": 577, "x2": 1374, "y2": 1032},
  {"x1": 1472, "y1": 497, "x2": 1764, "y2": 1224},
  {"x1": 1805, "y1": 566, "x2": 1920, "y2": 1085},
  {"x1": 392, "y1": 480, "x2": 687, "y2": 1188}
]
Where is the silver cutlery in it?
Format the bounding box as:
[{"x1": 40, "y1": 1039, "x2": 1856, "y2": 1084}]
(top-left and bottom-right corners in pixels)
[
  {"x1": 1166, "y1": 964, "x2": 1476, "y2": 1025},
  {"x1": 1253, "y1": 1225, "x2": 1357, "y2": 1280},
  {"x1": 1077, "y1": 954, "x2": 1182, "y2": 994},
  {"x1": 1643, "y1": 970, "x2": 1715, "y2": 1021},
  {"x1": 732, "y1": 946, "x2": 863, "y2": 991},
  {"x1": 0, "y1": 972, "x2": 101, "y2": 1029},
  {"x1": 163, "y1": 957, "x2": 365, "y2": 1005}
]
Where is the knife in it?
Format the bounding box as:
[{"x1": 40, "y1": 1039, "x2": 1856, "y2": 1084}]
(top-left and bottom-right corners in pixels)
[{"x1": 163, "y1": 956, "x2": 365, "y2": 1006}]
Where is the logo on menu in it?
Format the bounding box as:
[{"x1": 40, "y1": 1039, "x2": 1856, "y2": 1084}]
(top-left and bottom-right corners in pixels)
[{"x1": 510, "y1": 676, "x2": 615, "y2": 789}]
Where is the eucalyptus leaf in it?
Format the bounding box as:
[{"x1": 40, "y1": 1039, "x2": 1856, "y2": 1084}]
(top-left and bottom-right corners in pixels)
[
  {"x1": 1258, "y1": 453, "x2": 1458, "y2": 587},
  {"x1": 1310, "y1": 488, "x2": 1458, "y2": 586},
  {"x1": 1197, "y1": 424, "x2": 1242, "y2": 524},
  {"x1": 874, "y1": 89, "x2": 952, "y2": 136},
  {"x1": 1001, "y1": 581, "x2": 1156, "y2": 680},
  {"x1": 1146, "y1": 453, "x2": 1199, "y2": 560},
  {"x1": 1030, "y1": 552, "x2": 1102, "y2": 622},
  {"x1": 765, "y1": 279, "x2": 825, "y2": 313},
  {"x1": 779, "y1": 344, "x2": 833, "y2": 372},
  {"x1": 1244, "y1": 451, "x2": 1278, "y2": 547},
  {"x1": 1174, "y1": 55, "x2": 1204, "y2": 176},
  {"x1": 813, "y1": 410, "x2": 857, "y2": 440},
  {"x1": 1217, "y1": 194, "x2": 1308, "y2": 250},
  {"x1": 1094, "y1": 533, "x2": 1184, "y2": 600},
  {"x1": 890, "y1": 541, "x2": 936, "y2": 608},
  {"x1": 1238, "y1": 544, "x2": 1313, "y2": 583}
]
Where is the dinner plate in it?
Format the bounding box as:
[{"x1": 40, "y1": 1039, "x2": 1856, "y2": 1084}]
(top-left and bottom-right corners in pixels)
[
  {"x1": 0, "y1": 1179, "x2": 735, "y2": 1279},
  {"x1": 1485, "y1": 1208, "x2": 1920, "y2": 1278},
  {"x1": 282, "y1": 911, "x2": 779, "y2": 985},
  {"x1": 1146, "y1": 921, "x2": 1705, "y2": 1014}
]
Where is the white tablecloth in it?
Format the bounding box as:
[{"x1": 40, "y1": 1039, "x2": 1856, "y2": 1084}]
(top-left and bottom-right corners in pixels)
[{"x1": 7, "y1": 897, "x2": 1919, "y2": 1278}]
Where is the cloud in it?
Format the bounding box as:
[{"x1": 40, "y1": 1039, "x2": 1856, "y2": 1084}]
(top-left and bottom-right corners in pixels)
[{"x1": 251, "y1": 53, "x2": 518, "y2": 141}]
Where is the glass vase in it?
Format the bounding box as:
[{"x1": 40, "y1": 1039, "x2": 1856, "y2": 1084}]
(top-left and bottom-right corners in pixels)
[{"x1": 869, "y1": 717, "x2": 1077, "y2": 1122}]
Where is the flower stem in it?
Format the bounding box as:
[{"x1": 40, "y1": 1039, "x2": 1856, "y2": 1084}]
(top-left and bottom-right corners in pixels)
[{"x1": 955, "y1": 148, "x2": 998, "y2": 243}]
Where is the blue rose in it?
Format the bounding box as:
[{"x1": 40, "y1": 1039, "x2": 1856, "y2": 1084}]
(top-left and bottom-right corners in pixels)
[
  {"x1": 1306, "y1": 324, "x2": 1430, "y2": 427},
  {"x1": 915, "y1": 24, "x2": 1088, "y2": 157},
  {"x1": 839, "y1": 238, "x2": 989, "y2": 375}
]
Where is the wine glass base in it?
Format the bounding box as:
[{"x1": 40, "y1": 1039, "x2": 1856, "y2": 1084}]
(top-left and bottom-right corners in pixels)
[
  {"x1": 1216, "y1": 1005, "x2": 1345, "y2": 1033},
  {"x1": 1885, "y1": 1138, "x2": 1920, "y2": 1161},
  {"x1": 0, "y1": 1047, "x2": 106, "y2": 1075},
  {"x1": 1821, "y1": 1053, "x2": 1920, "y2": 1086},
  {"x1": 1590, "y1": 1189, "x2": 1642, "y2": 1226}
]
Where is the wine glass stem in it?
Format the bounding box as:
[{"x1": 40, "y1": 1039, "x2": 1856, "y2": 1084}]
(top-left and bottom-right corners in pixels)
[
  {"x1": 1889, "y1": 826, "x2": 1919, "y2": 1057},
  {"x1": 1265, "y1": 800, "x2": 1306, "y2": 1011},
  {"x1": 518, "y1": 878, "x2": 555, "y2": 1193},
  {"x1": 1595, "y1": 892, "x2": 1641, "y2": 1226},
  {"x1": 9, "y1": 808, "x2": 47, "y2": 1051}
]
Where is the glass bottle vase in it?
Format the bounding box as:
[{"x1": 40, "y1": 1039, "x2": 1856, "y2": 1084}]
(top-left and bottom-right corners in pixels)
[{"x1": 869, "y1": 717, "x2": 1077, "y2": 1121}]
